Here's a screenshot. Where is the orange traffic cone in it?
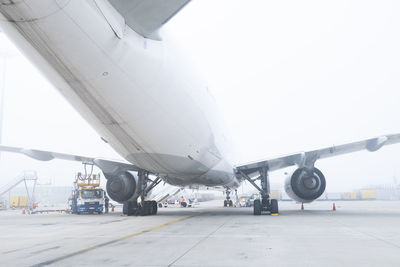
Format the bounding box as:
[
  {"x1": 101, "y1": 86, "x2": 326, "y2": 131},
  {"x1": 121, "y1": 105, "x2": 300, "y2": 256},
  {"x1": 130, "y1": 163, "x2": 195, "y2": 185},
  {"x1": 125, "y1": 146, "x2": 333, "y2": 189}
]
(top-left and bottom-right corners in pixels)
[
  {"x1": 301, "y1": 203, "x2": 304, "y2": 210},
  {"x1": 332, "y1": 203, "x2": 336, "y2": 211},
  {"x1": 22, "y1": 209, "x2": 26, "y2": 215}
]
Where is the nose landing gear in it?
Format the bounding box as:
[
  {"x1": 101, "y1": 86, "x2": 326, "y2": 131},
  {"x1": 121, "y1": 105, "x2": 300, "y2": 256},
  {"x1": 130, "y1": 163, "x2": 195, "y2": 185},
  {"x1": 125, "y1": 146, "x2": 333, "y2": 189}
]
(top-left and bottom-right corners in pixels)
[{"x1": 223, "y1": 189, "x2": 234, "y2": 207}]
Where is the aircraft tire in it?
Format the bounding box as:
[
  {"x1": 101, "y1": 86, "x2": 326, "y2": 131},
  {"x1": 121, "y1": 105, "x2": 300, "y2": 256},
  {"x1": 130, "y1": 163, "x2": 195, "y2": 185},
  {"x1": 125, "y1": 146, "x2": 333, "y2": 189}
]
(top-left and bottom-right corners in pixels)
[
  {"x1": 224, "y1": 200, "x2": 227, "y2": 207},
  {"x1": 270, "y1": 199, "x2": 278, "y2": 214},
  {"x1": 123, "y1": 201, "x2": 136, "y2": 216},
  {"x1": 143, "y1": 201, "x2": 152, "y2": 215},
  {"x1": 152, "y1": 200, "x2": 158, "y2": 215},
  {"x1": 229, "y1": 200, "x2": 233, "y2": 207},
  {"x1": 253, "y1": 199, "x2": 261, "y2": 215}
]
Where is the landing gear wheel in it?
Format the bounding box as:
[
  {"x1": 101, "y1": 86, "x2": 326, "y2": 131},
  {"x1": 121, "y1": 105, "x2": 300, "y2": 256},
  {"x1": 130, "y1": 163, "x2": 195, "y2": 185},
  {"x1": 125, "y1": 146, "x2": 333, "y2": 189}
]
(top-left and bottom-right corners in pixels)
[
  {"x1": 123, "y1": 201, "x2": 136, "y2": 216},
  {"x1": 270, "y1": 199, "x2": 279, "y2": 214},
  {"x1": 151, "y1": 200, "x2": 158, "y2": 215},
  {"x1": 158, "y1": 202, "x2": 163, "y2": 208},
  {"x1": 143, "y1": 201, "x2": 152, "y2": 215},
  {"x1": 229, "y1": 200, "x2": 233, "y2": 207},
  {"x1": 253, "y1": 199, "x2": 261, "y2": 215},
  {"x1": 181, "y1": 202, "x2": 187, "y2": 208},
  {"x1": 224, "y1": 200, "x2": 227, "y2": 207}
]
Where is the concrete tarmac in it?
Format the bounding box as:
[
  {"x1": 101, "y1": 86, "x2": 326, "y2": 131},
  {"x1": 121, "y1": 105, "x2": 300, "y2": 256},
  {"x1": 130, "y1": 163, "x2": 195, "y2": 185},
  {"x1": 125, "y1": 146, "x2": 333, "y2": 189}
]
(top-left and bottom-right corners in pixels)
[{"x1": 1, "y1": 200, "x2": 400, "y2": 266}]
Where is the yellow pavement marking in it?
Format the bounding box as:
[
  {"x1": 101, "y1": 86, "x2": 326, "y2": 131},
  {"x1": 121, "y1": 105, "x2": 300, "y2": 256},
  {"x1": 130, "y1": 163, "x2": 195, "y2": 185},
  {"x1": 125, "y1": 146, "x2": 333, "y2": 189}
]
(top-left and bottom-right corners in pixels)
[
  {"x1": 271, "y1": 213, "x2": 279, "y2": 216},
  {"x1": 118, "y1": 216, "x2": 192, "y2": 241}
]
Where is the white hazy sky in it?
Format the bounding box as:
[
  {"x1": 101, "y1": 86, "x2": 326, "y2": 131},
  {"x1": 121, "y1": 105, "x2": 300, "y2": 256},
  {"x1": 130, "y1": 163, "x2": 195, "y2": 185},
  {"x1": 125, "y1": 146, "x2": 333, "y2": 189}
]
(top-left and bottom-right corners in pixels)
[{"x1": 1, "y1": 0, "x2": 400, "y2": 192}]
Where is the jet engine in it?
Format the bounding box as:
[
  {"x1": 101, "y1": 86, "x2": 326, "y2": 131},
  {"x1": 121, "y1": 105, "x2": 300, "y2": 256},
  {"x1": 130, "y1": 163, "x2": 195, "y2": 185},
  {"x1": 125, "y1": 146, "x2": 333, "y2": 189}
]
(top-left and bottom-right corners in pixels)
[
  {"x1": 284, "y1": 167, "x2": 326, "y2": 203},
  {"x1": 106, "y1": 171, "x2": 138, "y2": 203}
]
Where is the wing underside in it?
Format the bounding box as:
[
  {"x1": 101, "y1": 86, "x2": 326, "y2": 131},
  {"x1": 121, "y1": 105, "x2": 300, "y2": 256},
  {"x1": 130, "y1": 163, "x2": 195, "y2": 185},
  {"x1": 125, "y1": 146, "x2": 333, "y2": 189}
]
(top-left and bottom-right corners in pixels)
[
  {"x1": 107, "y1": 0, "x2": 191, "y2": 39},
  {"x1": 0, "y1": 145, "x2": 139, "y2": 177},
  {"x1": 236, "y1": 133, "x2": 400, "y2": 176}
]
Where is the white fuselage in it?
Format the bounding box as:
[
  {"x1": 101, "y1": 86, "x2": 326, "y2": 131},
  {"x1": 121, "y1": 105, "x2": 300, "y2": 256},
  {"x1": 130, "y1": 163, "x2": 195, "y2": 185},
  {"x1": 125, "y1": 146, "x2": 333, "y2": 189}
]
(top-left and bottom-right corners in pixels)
[{"x1": 0, "y1": 1, "x2": 239, "y2": 188}]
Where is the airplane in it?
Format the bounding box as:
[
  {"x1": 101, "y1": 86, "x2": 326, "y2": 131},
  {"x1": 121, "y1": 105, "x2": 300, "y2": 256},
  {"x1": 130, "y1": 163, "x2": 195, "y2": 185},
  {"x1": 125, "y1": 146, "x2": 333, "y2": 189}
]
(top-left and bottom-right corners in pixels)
[{"x1": 0, "y1": 0, "x2": 399, "y2": 216}]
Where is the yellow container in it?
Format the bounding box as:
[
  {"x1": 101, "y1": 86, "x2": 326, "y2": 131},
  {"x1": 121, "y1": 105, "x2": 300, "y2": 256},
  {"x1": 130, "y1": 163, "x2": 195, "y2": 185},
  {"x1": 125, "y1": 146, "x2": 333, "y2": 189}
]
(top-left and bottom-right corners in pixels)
[
  {"x1": 10, "y1": 196, "x2": 28, "y2": 207},
  {"x1": 19, "y1": 196, "x2": 28, "y2": 207},
  {"x1": 342, "y1": 192, "x2": 357, "y2": 199},
  {"x1": 10, "y1": 196, "x2": 19, "y2": 207},
  {"x1": 361, "y1": 189, "x2": 376, "y2": 199}
]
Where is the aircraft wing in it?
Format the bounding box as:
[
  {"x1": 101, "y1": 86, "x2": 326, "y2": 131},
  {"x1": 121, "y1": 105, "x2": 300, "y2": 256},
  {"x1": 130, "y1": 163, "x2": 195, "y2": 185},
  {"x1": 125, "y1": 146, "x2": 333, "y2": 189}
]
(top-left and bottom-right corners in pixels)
[
  {"x1": 106, "y1": 0, "x2": 191, "y2": 39},
  {"x1": 235, "y1": 133, "x2": 400, "y2": 176},
  {"x1": 0, "y1": 145, "x2": 140, "y2": 177}
]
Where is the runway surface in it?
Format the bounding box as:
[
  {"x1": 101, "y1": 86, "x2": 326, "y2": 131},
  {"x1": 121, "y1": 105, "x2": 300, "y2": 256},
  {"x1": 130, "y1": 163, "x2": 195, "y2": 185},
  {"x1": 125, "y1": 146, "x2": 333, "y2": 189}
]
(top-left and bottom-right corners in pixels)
[{"x1": 1, "y1": 200, "x2": 400, "y2": 266}]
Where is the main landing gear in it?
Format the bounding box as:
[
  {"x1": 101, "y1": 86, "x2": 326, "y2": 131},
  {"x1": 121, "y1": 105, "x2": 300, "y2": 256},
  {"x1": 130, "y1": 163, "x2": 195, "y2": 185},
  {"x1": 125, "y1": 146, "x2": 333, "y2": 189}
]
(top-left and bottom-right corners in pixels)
[
  {"x1": 239, "y1": 167, "x2": 279, "y2": 215},
  {"x1": 123, "y1": 199, "x2": 158, "y2": 216},
  {"x1": 123, "y1": 170, "x2": 161, "y2": 216}
]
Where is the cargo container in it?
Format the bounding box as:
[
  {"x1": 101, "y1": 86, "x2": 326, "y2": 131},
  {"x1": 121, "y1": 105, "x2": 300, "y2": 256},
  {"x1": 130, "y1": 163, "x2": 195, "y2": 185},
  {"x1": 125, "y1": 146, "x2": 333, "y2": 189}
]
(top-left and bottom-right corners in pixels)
[
  {"x1": 10, "y1": 196, "x2": 29, "y2": 207},
  {"x1": 19, "y1": 196, "x2": 28, "y2": 206},
  {"x1": 10, "y1": 196, "x2": 19, "y2": 207},
  {"x1": 342, "y1": 192, "x2": 357, "y2": 200},
  {"x1": 360, "y1": 189, "x2": 376, "y2": 200}
]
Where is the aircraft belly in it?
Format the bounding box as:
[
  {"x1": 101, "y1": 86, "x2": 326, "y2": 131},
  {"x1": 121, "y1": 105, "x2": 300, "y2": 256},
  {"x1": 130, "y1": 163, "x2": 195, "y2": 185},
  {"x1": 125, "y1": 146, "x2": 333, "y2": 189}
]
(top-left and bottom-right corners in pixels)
[
  {"x1": 163, "y1": 158, "x2": 239, "y2": 188},
  {"x1": 0, "y1": 0, "x2": 235, "y2": 185}
]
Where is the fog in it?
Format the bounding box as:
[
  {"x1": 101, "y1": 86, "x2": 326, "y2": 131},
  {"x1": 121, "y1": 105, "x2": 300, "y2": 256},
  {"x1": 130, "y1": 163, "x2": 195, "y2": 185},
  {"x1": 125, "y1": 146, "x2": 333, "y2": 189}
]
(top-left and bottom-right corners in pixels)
[{"x1": 1, "y1": 0, "x2": 400, "y2": 192}]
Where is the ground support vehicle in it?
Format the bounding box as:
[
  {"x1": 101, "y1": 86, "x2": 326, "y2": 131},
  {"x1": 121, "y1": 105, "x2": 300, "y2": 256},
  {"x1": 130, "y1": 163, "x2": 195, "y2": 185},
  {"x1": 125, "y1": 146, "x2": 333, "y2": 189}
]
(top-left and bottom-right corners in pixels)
[{"x1": 69, "y1": 173, "x2": 105, "y2": 214}]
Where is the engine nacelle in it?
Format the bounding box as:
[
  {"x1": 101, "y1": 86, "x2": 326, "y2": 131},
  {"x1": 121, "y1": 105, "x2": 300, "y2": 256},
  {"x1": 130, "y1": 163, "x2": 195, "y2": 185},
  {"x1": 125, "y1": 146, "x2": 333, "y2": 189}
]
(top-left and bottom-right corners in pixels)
[
  {"x1": 106, "y1": 171, "x2": 138, "y2": 203},
  {"x1": 284, "y1": 167, "x2": 326, "y2": 203}
]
